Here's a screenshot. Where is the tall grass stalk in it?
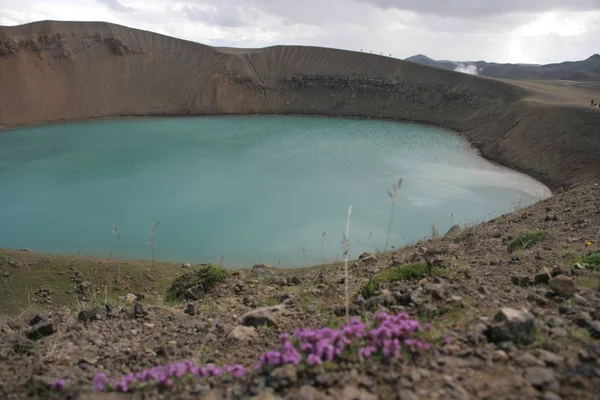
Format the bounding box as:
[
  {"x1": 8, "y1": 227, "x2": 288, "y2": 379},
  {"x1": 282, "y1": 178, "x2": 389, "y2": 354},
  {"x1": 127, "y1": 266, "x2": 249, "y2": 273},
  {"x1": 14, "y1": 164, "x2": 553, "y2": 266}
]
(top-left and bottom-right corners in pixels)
[
  {"x1": 385, "y1": 177, "x2": 403, "y2": 250},
  {"x1": 342, "y1": 205, "x2": 352, "y2": 322},
  {"x1": 112, "y1": 222, "x2": 120, "y2": 281}
]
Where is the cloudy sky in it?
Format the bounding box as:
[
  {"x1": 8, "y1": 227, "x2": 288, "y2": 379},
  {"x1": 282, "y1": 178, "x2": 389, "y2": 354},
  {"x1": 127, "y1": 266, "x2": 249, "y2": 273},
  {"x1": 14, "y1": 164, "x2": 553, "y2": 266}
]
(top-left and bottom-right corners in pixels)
[{"x1": 1, "y1": 0, "x2": 599, "y2": 64}]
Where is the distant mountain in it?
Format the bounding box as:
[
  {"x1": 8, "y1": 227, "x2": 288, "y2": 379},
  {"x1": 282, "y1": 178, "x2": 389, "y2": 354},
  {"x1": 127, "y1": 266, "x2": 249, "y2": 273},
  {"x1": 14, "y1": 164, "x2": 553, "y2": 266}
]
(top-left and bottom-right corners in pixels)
[{"x1": 405, "y1": 54, "x2": 600, "y2": 81}]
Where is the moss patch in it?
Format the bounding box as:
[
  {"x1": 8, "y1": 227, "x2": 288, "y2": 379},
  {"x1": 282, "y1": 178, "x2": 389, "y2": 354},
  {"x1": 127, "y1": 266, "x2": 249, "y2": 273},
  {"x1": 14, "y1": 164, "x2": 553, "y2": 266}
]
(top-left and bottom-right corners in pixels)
[
  {"x1": 165, "y1": 264, "x2": 229, "y2": 302},
  {"x1": 361, "y1": 263, "x2": 430, "y2": 298},
  {"x1": 508, "y1": 230, "x2": 546, "y2": 253}
]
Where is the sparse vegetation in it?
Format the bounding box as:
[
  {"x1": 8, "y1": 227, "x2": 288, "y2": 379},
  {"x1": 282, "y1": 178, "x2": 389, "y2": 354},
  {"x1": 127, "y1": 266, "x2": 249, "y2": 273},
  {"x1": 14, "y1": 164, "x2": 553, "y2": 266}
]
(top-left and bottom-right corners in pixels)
[
  {"x1": 361, "y1": 263, "x2": 431, "y2": 298},
  {"x1": 385, "y1": 177, "x2": 403, "y2": 250},
  {"x1": 576, "y1": 275, "x2": 600, "y2": 290},
  {"x1": 507, "y1": 230, "x2": 546, "y2": 253},
  {"x1": 165, "y1": 264, "x2": 229, "y2": 302},
  {"x1": 583, "y1": 253, "x2": 600, "y2": 270}
]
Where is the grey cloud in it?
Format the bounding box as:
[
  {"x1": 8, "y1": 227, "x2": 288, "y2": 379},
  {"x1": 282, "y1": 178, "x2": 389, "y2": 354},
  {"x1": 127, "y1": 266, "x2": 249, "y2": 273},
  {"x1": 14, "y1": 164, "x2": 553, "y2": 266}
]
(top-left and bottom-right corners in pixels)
[
  {"x1": 97, "y1": 0, "x2": 135, "y2": 12},
  {"x1": 363, "y1": 0, "x2": 600, "y2": 18},
  {"x1": 182, "y1": 5, "x2": 245, "y2": 27}
]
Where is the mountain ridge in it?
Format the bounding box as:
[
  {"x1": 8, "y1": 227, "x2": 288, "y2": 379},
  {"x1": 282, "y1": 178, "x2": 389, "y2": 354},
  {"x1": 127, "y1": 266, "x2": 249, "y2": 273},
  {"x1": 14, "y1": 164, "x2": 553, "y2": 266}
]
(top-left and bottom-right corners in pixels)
[
  {"x1": 405, "y1": 53, "x2": 600, "y2": 81},
  {"x1": 1, "y1": 20, "x2": 600, "y2": 191}
]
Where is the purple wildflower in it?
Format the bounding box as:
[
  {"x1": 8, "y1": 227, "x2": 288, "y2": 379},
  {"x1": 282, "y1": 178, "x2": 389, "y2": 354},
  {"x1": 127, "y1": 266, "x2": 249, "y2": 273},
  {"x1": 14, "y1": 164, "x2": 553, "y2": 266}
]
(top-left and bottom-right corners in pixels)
[
  {"x1": 51, "y1": 380, "x2": 66, "y2": 390},
  {"x1": 307, "y1": 354, "x2": 323, "y2": 365}
]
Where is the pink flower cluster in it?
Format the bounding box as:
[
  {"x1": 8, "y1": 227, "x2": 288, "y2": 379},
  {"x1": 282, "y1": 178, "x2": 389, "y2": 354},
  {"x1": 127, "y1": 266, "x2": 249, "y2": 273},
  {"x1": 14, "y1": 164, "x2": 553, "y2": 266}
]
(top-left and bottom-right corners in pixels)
[
  {"x1": 89, "y1": 361, "x2": 247, "y2": 392},
  {"x1": 51, "y1": 312, "x2": 432, "y2": 393},
  {"x1": 262, "y1": 311, "x2": 430, "y2": 368}
]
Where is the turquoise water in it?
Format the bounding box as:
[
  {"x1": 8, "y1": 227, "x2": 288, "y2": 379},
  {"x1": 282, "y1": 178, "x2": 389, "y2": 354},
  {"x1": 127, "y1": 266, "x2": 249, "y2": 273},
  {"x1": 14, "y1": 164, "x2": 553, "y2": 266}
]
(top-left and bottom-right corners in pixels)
[{"x1": 0, "y1": 116, "x2": 550, "y2": 267}]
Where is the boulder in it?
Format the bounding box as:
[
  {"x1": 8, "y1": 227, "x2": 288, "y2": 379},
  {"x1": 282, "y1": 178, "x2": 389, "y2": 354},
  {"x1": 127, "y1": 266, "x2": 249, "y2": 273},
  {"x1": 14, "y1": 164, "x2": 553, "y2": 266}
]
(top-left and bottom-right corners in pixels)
[
  {"x1": 251, "y1": 264, "x2": 276, "y2": 277},
  {"x1": 487, "y1": 308, "x2": 537, "y2": 345},
  {"x1": 184, "y1": 285, "x2": 204, "y2": 301},
  {"x1": 445, "y1": 225, "x2": 461, "y2": 236},
  {"x1": 423, "y1": 283, "x2": 445, "y2": 300},
  {"x1": 534, "y1": 271, "x2": 551, "y2": 285},
  {"x1": 549, "y1": 275, "x2": 576, "y2": 297},
  {"x1": 238, "y1": 305, "x2": 289, "y2": 328},
  {"x1": 227, "y1": 326, "x2": 258, "y2": 342},
  {"x1": 27, "y1": 313, "x2": 45, "y2": 326},
  {"x1": 359, "y1": 253, "x2": 378, "y2": 266},
  {"x1": 77, "y1": 307, "x2": 107, "y2": 323},
  {"x1": 132, "y1": 303, "x2": 147, "y2": 319},
  {"x1": 290, "y1": 385, "x2": 331, "y2": 400},
  {"x1": 184, "y1": 304, "x2": 197, "y2": 316},
  {"x1": 524, "y1": 367, "x2": 555, "y2": 390},
  {"x1": 26, "y1": 320, "x2": 55, "y2": 340}
]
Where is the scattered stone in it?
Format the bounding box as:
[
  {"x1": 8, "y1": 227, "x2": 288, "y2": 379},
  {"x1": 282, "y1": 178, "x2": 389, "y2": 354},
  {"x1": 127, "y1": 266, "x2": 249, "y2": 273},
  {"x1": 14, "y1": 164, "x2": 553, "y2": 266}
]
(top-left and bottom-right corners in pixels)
[
  {"x1": 353, "y1": 295, "x2": 365, "y2": 307},
  {"x1": 77, "y1": 307, "x2": 107, "y2": 323},
  {"x1": 26, "y1": 320, "x2": 55, "y2": 340},
  {"x1": 184, "y1": 285, "x2": 204, "y2": 301},
  {"x1": 549, "y1": 275, "x2": 576, "y2": 297},
  {"x1": 335, "y1": 385, "x2": 377, "y2": 400},
  {"x1": 18, "y1": 248, "x2": 32, "y2": 252},
  {"x1": 534, "y1": 271, "x2": 551, "y2": 285},
  {"x1": 359, "y1": 253, "x2": 378, "y2": 266},
  {"x1": 251, "y1": 264, "x2": 276, "y2": 277},
  {"x1": 577, "y1": 319, "x2": 600, "y2": 339},
  {"x1": 526, "y1": 293, "x2": 547, "y2": 306},
  {"x1": 487, "y1": 308, "x2": 536, "y2": 345},
  {"x1": 132, "y1": 303, "x2": 147, "y2": 319},
  {"x1": 271, "y1": 364, "x2": 298, "y2": 384},
  {"x1": 512, "y1": 275, "x2": 533, "y2": 287},
  {"x1": 239, "y1": 305, "x2": 288, "y2": 328},
  {"x1": 330, "y1": 304, "x2": 360, "y2": 317},
  {"x1": 573, "y1": 294, "x2": 588, "y2": 305},
  {"x1": 2, "y1": 271, "x2": 8, "y2": 277},
  {"x1": 541, "y1": 392, "x2": 563, "y2": 400},
  {"x1": 397, "y1": 389, "x2": 419, "y2": 400},
  {"x1": 423, "y1": 283, "x2": 445, "y2": 300},
  {"x1": 184, "y1": 304, "x2": 197, "y2": 316},
  {"x1": 243, "y1": 295, "x2": 257, "y2": 307},
  {"x1": 524, "y1": 367, "x2": 555, "y2": 390},
  {"x1": 290, "y1": 385, "x2": 329, "y2": 400},
  {"x1": 289, "y1": 276, "x2": 302, "y2": 285},
  {"x1": 181, "y1": 263, "x2": 192, "y2": 268},
  {"x1": 27, "y1": 314, "x2": 45, "y2": 326},
  {"x1": 393, "y1": 291, "x2": 412, "y2": 306},
  {"x1": 445, "y1": 225, "x2": 461, "y2": 236},
  {"x1": 269, "y1": 276, "x2": 288, "y2": 286},
  {"x1": 550, "y1": 266, "x2": 567, "y2": 277},
  {"x1": 536, "y1": 349, "x2": 564, "y2": 367},
  {"x1": 227, "y1": 326, "x2": 258, "y2": 342}
]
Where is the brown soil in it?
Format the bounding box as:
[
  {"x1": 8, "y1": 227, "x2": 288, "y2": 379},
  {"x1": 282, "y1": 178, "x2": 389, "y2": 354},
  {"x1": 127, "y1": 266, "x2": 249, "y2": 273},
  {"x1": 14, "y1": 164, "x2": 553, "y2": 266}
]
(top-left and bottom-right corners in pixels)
[{"x1": 1, "y1": 21, "x2": 600, "y2": 191}]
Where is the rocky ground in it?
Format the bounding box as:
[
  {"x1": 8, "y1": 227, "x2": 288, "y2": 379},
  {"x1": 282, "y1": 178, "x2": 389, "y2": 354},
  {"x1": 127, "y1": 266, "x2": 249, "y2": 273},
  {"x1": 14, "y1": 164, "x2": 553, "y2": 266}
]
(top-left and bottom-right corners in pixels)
[{"x1": 1, "y1": 184, "x2": 599, "y2": 400}]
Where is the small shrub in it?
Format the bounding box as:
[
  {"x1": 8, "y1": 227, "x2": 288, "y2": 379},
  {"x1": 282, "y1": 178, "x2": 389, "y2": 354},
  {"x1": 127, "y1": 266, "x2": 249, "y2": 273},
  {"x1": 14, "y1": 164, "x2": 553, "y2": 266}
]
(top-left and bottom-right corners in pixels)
[
  {"x1": 165, "y1": 264, "x2": 229, "y2": 302},
  {"x1": 361, "y1": 263, "x2": 429, "y2": 298},
  {"x1": 583, "y1": 254, "x2": 600, "y2": 270},
  {"x1": 507, "y1": 230, "x2": 546, "y2": 253}
]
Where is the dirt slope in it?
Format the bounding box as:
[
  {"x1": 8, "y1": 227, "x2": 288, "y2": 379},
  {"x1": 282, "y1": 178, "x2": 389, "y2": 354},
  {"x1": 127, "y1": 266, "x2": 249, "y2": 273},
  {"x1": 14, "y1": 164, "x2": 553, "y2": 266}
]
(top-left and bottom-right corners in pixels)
[{"x1": 1, "y1": 20, "x2": 600, "y2": 190}]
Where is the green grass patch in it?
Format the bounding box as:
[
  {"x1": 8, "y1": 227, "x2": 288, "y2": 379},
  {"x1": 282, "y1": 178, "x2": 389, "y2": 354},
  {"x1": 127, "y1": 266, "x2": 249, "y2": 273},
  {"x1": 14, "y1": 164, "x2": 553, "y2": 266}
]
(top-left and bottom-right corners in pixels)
[
  {"x1": 507, "y1": 230, "x2": 546, "y2": 253},
  {"x1": 165, "y1": 264, "x2": 229, "y2": 302},
  {"x1": 576, "y1": 275, "x2": 600, "y2": 290},
  {"x1": 360, "y1": 263, "x2": 431, "y2": 298},
  {"x1": 0, "y1": 248, "x2": 182, "y2": 315},
  {"x1": 583, "y1": 254, "x2": 600, "y2": 270}
]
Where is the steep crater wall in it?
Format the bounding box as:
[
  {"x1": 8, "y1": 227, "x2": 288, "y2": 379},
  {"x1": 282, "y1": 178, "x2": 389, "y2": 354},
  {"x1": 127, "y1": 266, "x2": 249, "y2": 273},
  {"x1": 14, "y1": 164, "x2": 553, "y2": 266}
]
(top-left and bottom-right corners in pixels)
[{"x1": 1, "y1": 21, "x2": 599, "y2": 191}]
